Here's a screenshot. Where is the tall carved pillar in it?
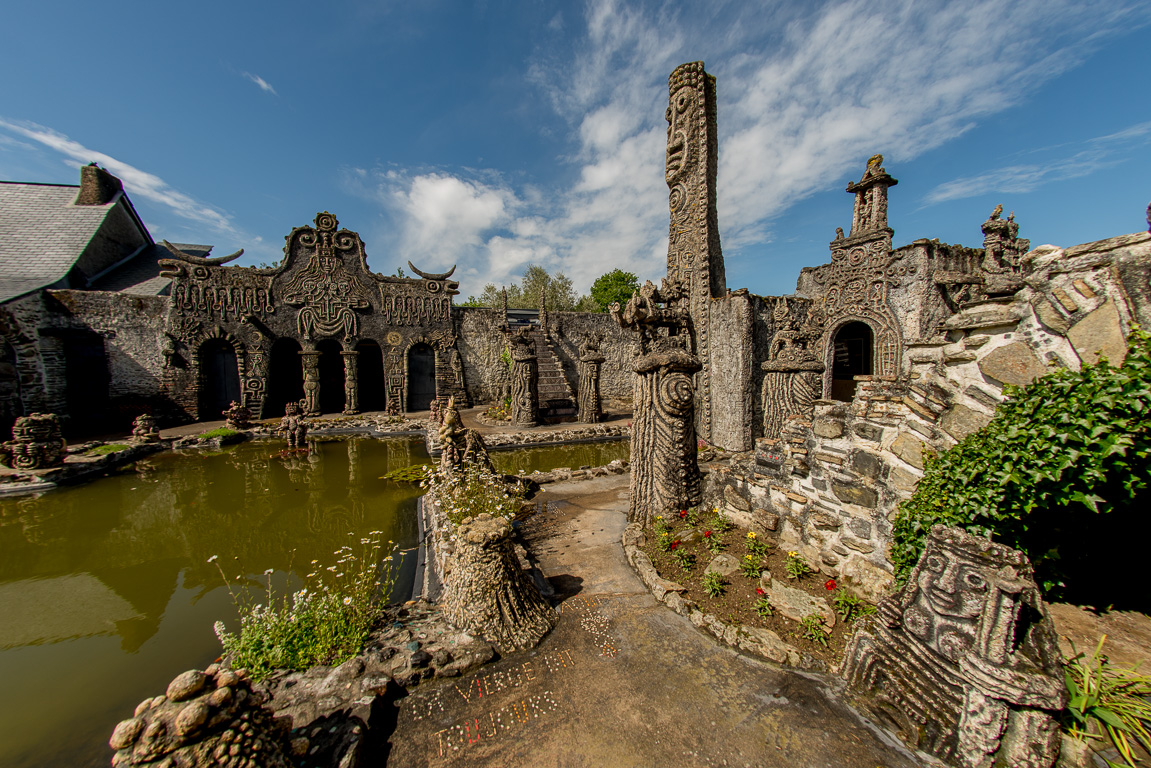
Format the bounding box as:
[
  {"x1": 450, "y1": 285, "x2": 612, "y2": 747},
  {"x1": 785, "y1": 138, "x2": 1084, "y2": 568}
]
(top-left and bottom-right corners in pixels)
[
  {"x1": 630, "y1": 348, "x2": 702, "y2": 526},
  {"x1": 341, "y1": 349, "x2": 359, "y2": 415},
  {"x1": 299, "y1": 349, "x2": 321, "y2": 416},
  {"x1": 508, "y1": 330, "x2": 539, "y2": 427},
  {"x1": 577, "y1": 338, "x2": 605, "y2": 424}
]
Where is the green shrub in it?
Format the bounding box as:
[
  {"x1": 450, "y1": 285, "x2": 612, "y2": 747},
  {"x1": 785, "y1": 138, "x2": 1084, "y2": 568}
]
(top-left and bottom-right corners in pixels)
[
  {"x1": 200, "y1": 427, "x2": 240, "y2": 439},
  {"x1": 798, "y1": 614, "x2": 829, "y2": 646},
  {"x1": 1063, "y1": 635, "x2": 1151, "y2": 767},
  {"x1": 211, "y1": 532, "x2": 397, "y2": 680},
  {"x1": 421, "y1": 463, "x2": 525, "y2": 526},
  {"x1": 702, "y1": 570, "x2": 725, "y2": 597},
  {"x1": 831, "y1": 589, "x2": 876, "y2": 623},
  {"x1": 87, "y1": 443, "x2": 131, "y2": 456},
  {"x1": 784, "y1": 551, "x2": 811, "y2": 580},
  {"x1": 891, "y1": 329, "x2": 1151, "y2": 602}
]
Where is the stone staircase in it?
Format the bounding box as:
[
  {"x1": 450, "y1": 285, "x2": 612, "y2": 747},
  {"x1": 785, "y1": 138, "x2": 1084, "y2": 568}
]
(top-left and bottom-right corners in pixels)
[{"x1": 530, "y1": 329, "x2": 577, "y2": 423}]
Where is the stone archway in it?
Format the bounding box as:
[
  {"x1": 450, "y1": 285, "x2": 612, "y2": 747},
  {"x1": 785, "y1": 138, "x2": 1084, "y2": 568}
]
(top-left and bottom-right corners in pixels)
[
  {"x1": 407, "y1": 342, "x2": 436, "y2": 412},
  {"x1": 355, "y1": 340, "x2": 387, "y2": 412},
  {"x1": 316, "y1": 339, "x2": 345, "y2": 415},
  {"x1": 198, "y1": 338, "x2": 241, "y2": 420},
  {"x1": 829, "y1": 321, "x2": 874, "y2": 402}
]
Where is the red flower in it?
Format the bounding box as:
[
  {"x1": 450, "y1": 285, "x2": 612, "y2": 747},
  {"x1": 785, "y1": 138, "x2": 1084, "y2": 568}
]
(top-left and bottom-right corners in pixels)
[
  {"x1": 825, "y1": 579, "x2": 837, "y2": 590},
  {"x1": 670, "y1": 540, "x2": 680, "y2": 550},
  {"x1": 704, "y1": 530, "x2": 711, "y2": 538},
  {"x1": 679, "y1": 510, "x2": 687, "y2": 519},
  {"x1": 755, "y1": 587, "x2": 765, "y2": 596}
]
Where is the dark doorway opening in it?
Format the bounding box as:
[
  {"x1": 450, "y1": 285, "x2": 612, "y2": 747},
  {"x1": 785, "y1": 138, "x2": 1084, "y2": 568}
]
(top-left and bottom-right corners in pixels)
[
  {"x1": 831, "y1": 322, "x2": 873, "y2": 402},
  {"x1": 317, "y1": 339, "x2": 345, "y2": 415},
  {"x1": 356, "y1": 340, "x2": 387, "y2": 412},
  {"x1": 407, "y1": 343, "x2": 436, "y2": 412},
  {"x1": 199, "y1": 339, "x2": 241, "y2": 421},
  {"x1": 63, "y1": 331, "x2": 111, "y2": 436},
  {"x1": 265, "y1": 338, "x2": 304, "y2": 419}
]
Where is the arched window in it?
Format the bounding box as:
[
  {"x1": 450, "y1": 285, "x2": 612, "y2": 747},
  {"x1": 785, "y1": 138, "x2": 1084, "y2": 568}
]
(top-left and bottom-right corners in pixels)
[
  {"x1": 199, "y1": 338, "x2": 241, "y2": 420},
  {"x1": 830, "y1": 322, "x2": 873, "y2": 402}
]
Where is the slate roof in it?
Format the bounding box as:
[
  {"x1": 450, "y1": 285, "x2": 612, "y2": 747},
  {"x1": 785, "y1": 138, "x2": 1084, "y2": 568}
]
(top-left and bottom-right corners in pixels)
[
  {"x1": 0, "y1": 182, "x2": 116, "y2": 303},
  {"x1": 89, "y1": 242, "x2": 212, "y2": 296}
]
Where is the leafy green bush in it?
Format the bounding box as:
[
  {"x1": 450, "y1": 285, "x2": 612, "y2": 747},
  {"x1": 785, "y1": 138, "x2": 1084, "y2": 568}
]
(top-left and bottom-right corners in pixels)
[
  {"x1": 211, "y1": 532, "x2": 398, "y2": 680},
  {"x1": 702, "y1": 570, "x2": 725, "y2": 597},
  {"x1": 891, "y1": 329, "x2": 1151, "y2": 603},
  {"x1": 798, "y1": 614, "x2": 829, "y2": 646}
]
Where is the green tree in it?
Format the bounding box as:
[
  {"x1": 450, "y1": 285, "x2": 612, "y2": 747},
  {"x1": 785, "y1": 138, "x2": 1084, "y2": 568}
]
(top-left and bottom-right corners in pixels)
[
  {"x1": 589, "y1": 269, "x2": 639, "y2": 312},
  {"x1": 473, "y1": 263, "x2": 592, "y2": 311}
]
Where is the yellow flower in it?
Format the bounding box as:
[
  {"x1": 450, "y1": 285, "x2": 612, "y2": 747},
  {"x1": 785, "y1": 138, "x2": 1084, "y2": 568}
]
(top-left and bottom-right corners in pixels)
[
  {"x1": 747, "y1": 531, "x2": 757, "y2": 539},
  {"x1": 787, "y1": 551, "x2": 798, "y2": 558}
]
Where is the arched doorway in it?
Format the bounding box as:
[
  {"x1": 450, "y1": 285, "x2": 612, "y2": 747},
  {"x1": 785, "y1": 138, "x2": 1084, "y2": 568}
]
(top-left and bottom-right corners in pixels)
[
  {"x1": 199, "y1": 338, "x2": 241, "y2": 420},
  {"x1": 407, "y1": 343, "x2": 436, "y2": 412},
  {"x1": 265, "y1": 338, "x2": 304, "y2": 418},
  {"x1": 0, "y1": 341, "x2": 22, "y2": 436},
  {"x1": 355, "y1": 340, "x2": 387, "y2": 412},
  {"x1": 317, "y1": 339, "x2": 345, "y2": 415},
  {"x1": 830, "y1": 321, "x2": 873, "y2": 402}
]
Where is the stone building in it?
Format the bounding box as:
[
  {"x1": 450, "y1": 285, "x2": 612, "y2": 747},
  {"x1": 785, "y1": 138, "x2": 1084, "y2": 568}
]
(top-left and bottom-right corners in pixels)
[{"x1": 0, "y1": 165, "x2": 630, "y2": 435}]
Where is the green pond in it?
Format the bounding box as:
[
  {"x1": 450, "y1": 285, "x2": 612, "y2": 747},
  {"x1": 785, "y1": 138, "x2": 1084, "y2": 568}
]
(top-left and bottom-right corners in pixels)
[{"x1": 0, "y1": 435, "x2": 628, "y2": 768}]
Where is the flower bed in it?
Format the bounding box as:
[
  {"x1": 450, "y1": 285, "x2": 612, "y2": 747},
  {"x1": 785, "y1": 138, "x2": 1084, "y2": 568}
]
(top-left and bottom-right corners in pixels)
[{"x1": 628, "y1": 509, "x2": 876, "y2": 671}]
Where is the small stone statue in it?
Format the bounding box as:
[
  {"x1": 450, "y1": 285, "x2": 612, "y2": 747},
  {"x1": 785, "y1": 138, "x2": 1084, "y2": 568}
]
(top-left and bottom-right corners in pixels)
[
  {"x1": 131, "y1": 413, "x2": 160, "y2": 444},
  {"x1": 222, "y1": 401, "x2": 251, "y2": 430},
  {"x1": 109, "y1": 665, "x2": 296, "y2": 767},
  {"x1": 280, "y1": 401, "x2": 308, "y2": 450},
  {"x1": 834, "y1": 226, "x2": 845, "y2": 240},
  {"x1": 438, "y1": 396, "x2": 493, "y2": 474},
  {"x1": 0, "y1": 412, "x2": 66, "y2": 470}
]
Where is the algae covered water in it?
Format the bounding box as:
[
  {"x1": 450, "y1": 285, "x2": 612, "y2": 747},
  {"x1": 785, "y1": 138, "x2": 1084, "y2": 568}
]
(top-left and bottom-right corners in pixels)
[{"x1": 0, "y1": 437, "x2": 427, "y2": 768}]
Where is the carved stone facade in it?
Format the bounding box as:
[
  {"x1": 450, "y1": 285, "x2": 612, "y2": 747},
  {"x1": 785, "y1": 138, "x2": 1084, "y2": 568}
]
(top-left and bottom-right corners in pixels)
[
  {"x1": 159, "y1": 213, "x2": 464, "y2": 422},
  {"x1": 842, "y1": 526, "x2": 1066, "y2": 768}
]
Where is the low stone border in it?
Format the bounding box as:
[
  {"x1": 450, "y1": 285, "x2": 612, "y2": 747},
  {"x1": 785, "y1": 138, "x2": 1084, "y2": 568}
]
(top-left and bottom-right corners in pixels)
[
  {"x1": 0, "y1": 441, "x2": 167, "y2": 497},
  {"x1": 620, "y1": 523, "x2": 829, "y2": 671},
  {"x1": 512, "y1": 458, "x2": 629, "y2": 486}
]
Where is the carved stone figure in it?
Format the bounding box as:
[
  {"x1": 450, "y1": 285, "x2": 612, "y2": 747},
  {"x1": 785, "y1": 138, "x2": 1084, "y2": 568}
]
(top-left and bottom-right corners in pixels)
[
  {"x1": 762, "y1": 298, "x2": 825, "y2": 438},
  {"x1": 577, "y1": 335, "x2": 605, "y2": 423},
  {"x1": 663, "y1": 61, "x2": 726, "y2": 444},
  {"x1": 0, "y1": 412, "x2": 65, "y2": 469},
  {"x1": 131, "y1": 413, "x2": 160, "y2": 444},
  {"x1": 342, "y1": 349, "x2": 359, "y2": 415},
  {"x1": 428, "y1": 397, "x2": 443, "y2": 425},
  {"x1": 221, "y1": 401, "x2": 251, "y2": 430},
  {"x1": 282, "y1": 212, "x2": 374, "y2": 340},
  {"x1": 300, "y1": 350, "x2": 321, "y2": 416},
  {"x1": 613, "y1": 283, "x2": 702, "y2": 526},
  {"x1": 440, "y1": 513, "x2": 557, "y2": 653},
  {"x1": 438, "y1": 396, "x2": 493, "y2": 475},
  {"x1": 108, "y1": 665, "x2": 294, "y2": 768},
  {"x1": 507, "y1": 328, "x2": 539, "y2": 427},
  {"x1": 280, "y1": 401, "x2": 308, "y2": 450},
  {"x1": 842, "y1": 526, "x2": 1066, "y2": 768}
]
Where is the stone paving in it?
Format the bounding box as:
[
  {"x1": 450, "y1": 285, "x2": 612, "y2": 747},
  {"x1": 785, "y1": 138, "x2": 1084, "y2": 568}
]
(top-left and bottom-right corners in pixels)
[{"x1": 385, "y1": 473, "x2": 925, "y2": 767}]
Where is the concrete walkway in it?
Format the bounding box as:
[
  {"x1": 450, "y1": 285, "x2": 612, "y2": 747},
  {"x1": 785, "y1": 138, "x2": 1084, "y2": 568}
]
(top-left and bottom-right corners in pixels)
[{"x1": 386, "y1": 473, "x2": 922, "y2": 768}]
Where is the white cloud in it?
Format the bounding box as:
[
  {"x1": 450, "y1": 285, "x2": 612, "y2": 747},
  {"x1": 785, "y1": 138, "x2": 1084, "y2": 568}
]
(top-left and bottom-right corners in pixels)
[
  {"x1": 242, "y1": 72, "x2": 278, "y2": 95},
  {"x1": 354, "y1": 0, "x2": 1151, "y2": 294},
  {"x1": 0, "y1": 118, "x2": 238, "y2": 236}
]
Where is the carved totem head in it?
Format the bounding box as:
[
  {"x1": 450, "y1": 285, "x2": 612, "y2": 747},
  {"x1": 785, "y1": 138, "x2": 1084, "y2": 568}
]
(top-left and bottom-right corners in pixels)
[{"x1": 665, "y1": 62, "x2": 709, "y2": 187}]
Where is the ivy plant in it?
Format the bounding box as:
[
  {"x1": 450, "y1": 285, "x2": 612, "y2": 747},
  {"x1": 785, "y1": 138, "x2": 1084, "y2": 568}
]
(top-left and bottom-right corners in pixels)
[{"x1": 890, "y1": 328, "x2": 1151, "y2": 603}]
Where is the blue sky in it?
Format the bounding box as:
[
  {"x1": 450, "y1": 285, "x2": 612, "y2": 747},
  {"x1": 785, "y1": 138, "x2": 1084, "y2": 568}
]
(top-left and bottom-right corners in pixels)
[{"x1": 2, "y1": 0, "x2": 1149, "y2": 298}]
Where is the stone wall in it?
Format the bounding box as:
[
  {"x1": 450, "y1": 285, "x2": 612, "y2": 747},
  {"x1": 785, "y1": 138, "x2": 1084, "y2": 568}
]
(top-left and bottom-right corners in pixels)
[
  {"x1": 712, "y1": 231, "x2": 1150, "y2": 602},
  {"x1": 705, "y1": 290, "x2": 755, "y2": 450}
]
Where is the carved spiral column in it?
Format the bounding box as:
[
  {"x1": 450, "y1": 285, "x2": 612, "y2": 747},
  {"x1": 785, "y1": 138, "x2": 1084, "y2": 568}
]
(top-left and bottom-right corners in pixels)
[
  {"x1": 510, "y1": 345, "x2": 539, "y2": 427},
  {"x1": 629, "y1": 348, "x2": 702, "y2": 527},
  {"x1": 299, "y1": 349, "x2": 321, "y2": 416},
  {"x1": 577, "y1": 349, "x2": 605, "y2": 423},
  {"x1": 761, "y1": 360, "x2": 824, "y2": 439},
  {"x1": 341, "y1": 349, "x2": 359, "y2": 415}
]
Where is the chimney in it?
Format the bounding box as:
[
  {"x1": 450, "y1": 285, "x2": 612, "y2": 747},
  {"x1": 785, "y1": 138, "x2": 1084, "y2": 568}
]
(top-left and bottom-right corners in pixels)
[{"x1": 76, "y1": 163, "x2": 122, "y2": 205}]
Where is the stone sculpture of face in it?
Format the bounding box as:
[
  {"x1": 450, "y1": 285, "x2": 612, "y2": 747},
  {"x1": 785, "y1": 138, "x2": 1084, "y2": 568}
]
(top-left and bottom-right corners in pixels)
[
  {"x1": 903, "y1": 542, "x2": 991, "y2": 662},
  {"x1": 665, "y1": 86, "x2": 694, "y2": 185}
]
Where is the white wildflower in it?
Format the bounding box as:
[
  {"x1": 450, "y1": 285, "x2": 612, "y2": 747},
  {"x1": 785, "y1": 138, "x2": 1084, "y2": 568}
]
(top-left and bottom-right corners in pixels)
[{"x1": 207, "y1": 555, "x2": 218, "y2": 563}]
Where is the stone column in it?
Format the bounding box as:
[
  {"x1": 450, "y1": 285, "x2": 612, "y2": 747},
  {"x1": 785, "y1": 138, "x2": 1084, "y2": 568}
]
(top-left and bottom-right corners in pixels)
[
  {"x1": 299, "y1": 349, "x2": 321, "y2": 416},
  {"x1": 577, "y1": 348, "x2": 605, "y2": 423},
  {"x1": 628, "y1": 348, "x2": 702, "y2": 527},
  {"x1": 341, "y1": 349, "x2": 359, "y2": 415},
  {"x1": 440, "y1": 513, "x2": 557, "y2": 653},
  {"x1": 761, "y1": 361, "x2": 823, "y2": 439},
  {"x1": 510, "y1": 342, "x2": 539, "y2": 427}
]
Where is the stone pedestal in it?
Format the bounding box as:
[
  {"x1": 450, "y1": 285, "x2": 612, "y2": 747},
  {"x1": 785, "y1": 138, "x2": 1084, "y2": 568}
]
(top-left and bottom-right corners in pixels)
[
  {"x1": 341, "y1": 350, "x2": 359, "y2": 415},
  {"x1": 299, "y1": 350, "x2": 321, "y2": 416},
  {"x1": 510, "y1": 346, "x2": 539, "y2": 428},
  {"x1": 842, "y1": 526, "x2": 1066, "y2": 768},
  {"x1": 577, "y1": 349, "x2": 605, "y2": 423},
  {"x1": 0, "y1": 413, "x2": 65, "y2": 469},
  {"x1": 440, "y1": 513, "x2": 557, "y2": 653},
  {"x1": 629, "y1": 347, "x2": 702, "y2": 527}
]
